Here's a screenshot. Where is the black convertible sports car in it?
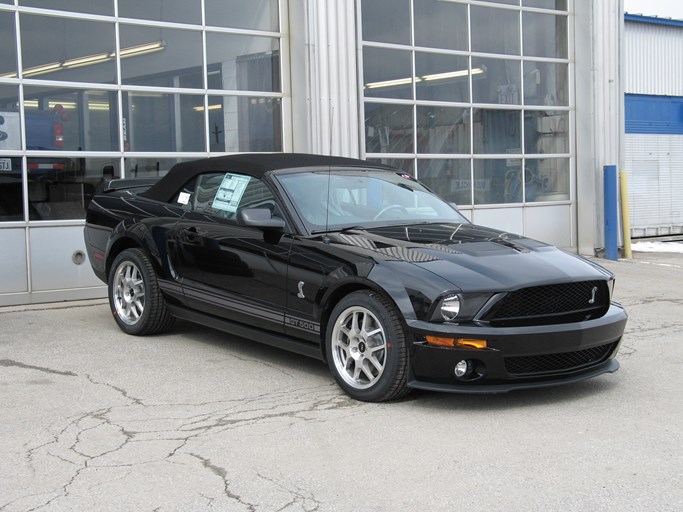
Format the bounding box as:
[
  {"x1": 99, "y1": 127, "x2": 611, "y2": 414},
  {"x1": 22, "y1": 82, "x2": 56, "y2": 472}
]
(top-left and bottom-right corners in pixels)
[{"x1": 84, "y1": 153, "x2": 627, "y2": 402}]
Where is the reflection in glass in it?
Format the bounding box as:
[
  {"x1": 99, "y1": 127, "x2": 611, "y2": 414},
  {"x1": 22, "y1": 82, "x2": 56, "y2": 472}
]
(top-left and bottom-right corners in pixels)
[
  {"x1": 363, "y1": 47, "x2": 413, "y2": 100},
  {"x1": 414, "y1": 0, "x2": 467, "y2": 50},
  {"x1": 523, "y1": 0, "x2": 567, "y2": 10},
  {"x1": 473, "y1": 109, "x2": 522, "y2": 154},
  {"x1": 471, "y1": 6, "x2": 520, "y2": 56},
  {"x1": 415, "y1": 53, "x2": 469, "y2": 102},
  {"x1": 0, "y1": 85, "x2": 20, "y2": 151},
  {"x1": 206, "y1": 34, "x2": 281, "y2": 92},
  {"x1": 19, "y1": 14, "x2": 116, "y2": 83},
  {"x1": 523, "y1": 12, "x2": 568, "y2": 59},
  {"x1": 365, "y1": 104, "x2": 413, "y2": 154},
  {"x1": 471, "y1": 57, "x2": 521, "y2": 105},
  {"x1": 19, "y1": 0, "x2": 114, "y2": 16},
  {"x1": 362, "y1": 0, "x2": 411, "y2": 45},
  {"x1": 418, "y1": 159, "x2": 471, "y2": 205},
  {"x1": 474, "y1": 158, "x2": 523, "y2": 204},
  {"x1": 118, "y1": 0, "x2": 202, "y2": 24},
  {"x1": 417, "y1": 106, "x2": 469, "y2": 154},
  {"x1": 525, "y1": 158, "x2": 569, "y2": 202},
  {"x1": 205, "y1": 0, "x2": 279, "y2": 31},
  {"x1": 524, "y1": 111, "x2": 568, "y2": 154},
  {"x1": 27, "y1": 157, "x2": 121, "y2": 220},
  {"x1": 120, "y1": 25, "x2": 202, "y2": 88},
  {"x1": 23, "y1": 87, "x2": 119, "y2": 151},
  {"x1": 207, "y1": 96, "x2": 282, "y2": 152},
  {"x1": 523, "y1": 61, "x2": 568, "y2": 106},
  {"x1": 0, "y1": 12, "x2": 17, "y2": 77},
  {"x1": 125, "y1": 157, "x2": 190, "y2": 179},
  {"x1": 123, "y1": 92, "x2": 205, "y2": 152},
  {"x1": 0, "y1": 157, "x2": 23, "y2": 221},
  {"x1": 367, "y1": 158, "x2": 414, "y2": 175}
]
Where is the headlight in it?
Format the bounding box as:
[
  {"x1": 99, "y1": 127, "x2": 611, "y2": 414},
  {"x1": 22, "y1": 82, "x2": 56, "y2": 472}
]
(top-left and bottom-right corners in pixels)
[
  {"x1": 440, "y1": 294, "x2": 461, "y2": 321},
  {"x1": 430, "y1": 292, "x2": 493, "y2": 323},
  {"x1": 608, "y1": 277, "x2": 615, "y2": 300}
]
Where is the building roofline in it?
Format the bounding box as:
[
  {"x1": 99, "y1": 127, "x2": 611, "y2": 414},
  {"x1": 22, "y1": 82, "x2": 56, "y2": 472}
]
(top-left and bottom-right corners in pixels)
[{"x1": 625, "y1": 13, "x2": 683, "y2": 28}]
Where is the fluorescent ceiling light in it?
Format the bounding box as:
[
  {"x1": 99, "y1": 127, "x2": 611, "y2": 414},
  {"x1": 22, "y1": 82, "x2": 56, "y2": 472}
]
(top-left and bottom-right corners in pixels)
[
  {"x1": 194, "y1": 104, "x2": 223, "y2": 111},
  {"x1": 48, "y1": 101, "x2": 77, "y2": 110},
  {"x1": 365, "y1": 66, "x2": 486, "y2": 90},
  {"x1": 119, "y1": 41, "x2": 166, "y2": 58},
  {"x1": 88, "y1": 102, "x2": 111, "y2": 111},
  {"x1": 63, "y1": 52, "x2": 111, "y2": 69},
  {"x1": 0, "y1": 41, "x2": 166, "y2": 78},
  {"x1": 366, "y1": 77, "x2": 413, "y2": 89}
]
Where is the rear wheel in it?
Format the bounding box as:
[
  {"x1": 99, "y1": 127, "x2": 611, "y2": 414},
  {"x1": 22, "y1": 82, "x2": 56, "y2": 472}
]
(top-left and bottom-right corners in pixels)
[
  {"x1": 108, "y1": 248, "x2": 174, "y2": 335},
  {"x1": 326, "y1": 290, "x2": 410, "y2": 402}
]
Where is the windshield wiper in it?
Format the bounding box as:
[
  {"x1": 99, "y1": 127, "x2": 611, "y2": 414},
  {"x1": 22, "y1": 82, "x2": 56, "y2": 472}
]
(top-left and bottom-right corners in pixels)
[{"x1": 311, "y1": 225, "x2": 367, "y2": 235}]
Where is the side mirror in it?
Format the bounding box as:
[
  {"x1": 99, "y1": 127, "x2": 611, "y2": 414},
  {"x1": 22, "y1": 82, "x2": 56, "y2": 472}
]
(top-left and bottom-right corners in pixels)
[{"x1": 237, "y1": 207, "x2": 285, "y2": 231}]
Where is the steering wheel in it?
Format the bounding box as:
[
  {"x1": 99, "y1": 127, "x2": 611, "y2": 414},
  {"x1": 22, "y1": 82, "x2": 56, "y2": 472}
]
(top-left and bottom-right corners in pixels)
[{"x1": 373, "y1": 204, "x2": 407, "y2": 220}]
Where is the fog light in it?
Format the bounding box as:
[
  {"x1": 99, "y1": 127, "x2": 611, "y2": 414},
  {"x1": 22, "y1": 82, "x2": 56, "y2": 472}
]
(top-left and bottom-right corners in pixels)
[{"x1": 454, "y1": 359, "x2": 471, "y2": 378}]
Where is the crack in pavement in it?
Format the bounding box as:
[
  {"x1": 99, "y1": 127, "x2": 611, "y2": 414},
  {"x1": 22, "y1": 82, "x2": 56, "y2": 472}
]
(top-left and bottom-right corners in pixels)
[
  {"x1": 4, "y1": 374, "x2": 362, "y2": 512},
  {"x1": 0, "y1": 359, "x2": 77, "y2": 377},
  {"x1": 257, "y1": 473, "x2": 322, "y2": 512},
  {"x1": 190, "y1": 453, "x2": 258, "y2": 511}
]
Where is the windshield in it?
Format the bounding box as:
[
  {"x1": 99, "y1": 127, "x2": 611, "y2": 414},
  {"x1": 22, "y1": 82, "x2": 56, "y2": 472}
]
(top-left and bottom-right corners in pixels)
[{"x1": 275, "y1": 169, "x2": 469, "y2": 233}]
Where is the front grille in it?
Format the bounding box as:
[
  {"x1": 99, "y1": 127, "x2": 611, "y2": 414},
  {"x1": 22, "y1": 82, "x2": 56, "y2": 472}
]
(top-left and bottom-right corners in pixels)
[
  {"x1": 481, "y1": 280, "x2": 610, "y2": 327},
  {"x1": 504, "y1": 342, "x2": 617, "y2": 376}
]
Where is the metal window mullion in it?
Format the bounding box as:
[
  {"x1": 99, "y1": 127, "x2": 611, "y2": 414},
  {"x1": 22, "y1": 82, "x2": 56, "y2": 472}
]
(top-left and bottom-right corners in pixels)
[
  {"x1": 519, "y1": 4, "x2": 527, "y2": 207},
  {"x1": 114, "y1": 13, "x2": 126, "y2": 168},
  {"x1": 279, "y1": 0, "x2": 291, "y2": 152},
  {"x1": 14, "y1": 5, "x2": 114, "y2": 23},
  {"x1": 410, "y1": 0, "x2": 418, "y2": 176},
  {"x1": 200, "y1": 0, "x2": 210, "y2": 154},
  {"x1": 467, "y1": 3, "x2": 475, "y2": 206}
]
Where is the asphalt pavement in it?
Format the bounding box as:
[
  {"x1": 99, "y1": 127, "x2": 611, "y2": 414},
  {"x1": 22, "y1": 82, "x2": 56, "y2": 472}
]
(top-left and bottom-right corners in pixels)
[{"x1": 0, "y1": 250, "x2": 681, "y2": 511}]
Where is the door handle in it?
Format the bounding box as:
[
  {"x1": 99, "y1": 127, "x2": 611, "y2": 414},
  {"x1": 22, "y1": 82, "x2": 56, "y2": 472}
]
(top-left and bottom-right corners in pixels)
[{"x1": 181, "y1": 226, "x2": 201, "y2": 243}]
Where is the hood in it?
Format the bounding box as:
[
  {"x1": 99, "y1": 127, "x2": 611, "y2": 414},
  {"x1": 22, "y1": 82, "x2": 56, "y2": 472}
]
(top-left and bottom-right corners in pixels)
[{"x1": 327, "y1": 223, "x2": 611, "y2": 292}]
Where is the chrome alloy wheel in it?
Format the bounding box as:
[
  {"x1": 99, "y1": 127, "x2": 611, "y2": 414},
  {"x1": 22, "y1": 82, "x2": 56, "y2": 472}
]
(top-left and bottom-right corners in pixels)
[
  {"x1": 112, "y1": 260, "x2": 145, "y2": 325},
  {"x1": 331, "y1": 306, "x2": 387, "y2": 389}
]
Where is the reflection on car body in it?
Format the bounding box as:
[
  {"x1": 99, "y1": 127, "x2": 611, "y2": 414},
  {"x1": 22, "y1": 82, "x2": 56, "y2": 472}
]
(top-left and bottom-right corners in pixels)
[{"x1": 84, "y1": 153, "x2": 627, "y2": 402}]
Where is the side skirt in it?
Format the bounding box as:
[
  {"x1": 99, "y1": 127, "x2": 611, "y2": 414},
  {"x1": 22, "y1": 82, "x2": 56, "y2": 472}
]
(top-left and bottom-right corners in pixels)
[{"x1": 166, "y1": 304, "x2": 325, "y2": 361}]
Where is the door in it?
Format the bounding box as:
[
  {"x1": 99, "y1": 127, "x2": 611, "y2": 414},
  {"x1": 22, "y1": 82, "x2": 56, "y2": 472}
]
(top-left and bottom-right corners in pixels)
[{"x1": 171, "y1": 171, "x2": 290, "y2": 333}]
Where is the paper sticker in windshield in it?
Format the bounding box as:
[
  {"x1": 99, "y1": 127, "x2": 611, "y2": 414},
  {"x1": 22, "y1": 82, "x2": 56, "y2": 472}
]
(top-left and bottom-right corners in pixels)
[
  {"x1": 177, "y1": 191, "x2": 190, "y2": 205},
  {"x1": 212, "y1": 173, "x2": 251, "y2": 213}
]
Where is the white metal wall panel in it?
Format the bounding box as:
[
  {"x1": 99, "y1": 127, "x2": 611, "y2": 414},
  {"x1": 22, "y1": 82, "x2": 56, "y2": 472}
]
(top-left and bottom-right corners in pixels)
[
  {"x1": 29, "y1": 226, "x2": 102, "y2": 292},
  {"x1": 524, "y1": 205, "x2": 573, "y2": 249},
  {"x1": 0, "y1": 229, "x2": 28, "y2": 294},
  {"x1": 624, "y1": 22, "x2": 683, "y2": 96},
  {"x1": 624, "y1": 133, "x2": 683, "y2": 236},
  {"x1": 574, "y1": 0, "x2": 624, "y2": 253},
  {"x1": 291, "y1": 0, "x2": 360, "y2": 157},
  {"x1": 472, "y1": 208, "x2": 524, "y2": 238}
]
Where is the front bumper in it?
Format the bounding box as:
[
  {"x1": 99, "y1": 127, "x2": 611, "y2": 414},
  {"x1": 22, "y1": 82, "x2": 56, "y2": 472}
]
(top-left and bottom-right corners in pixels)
[{"x1": 406, "y1": 303, "x2": 627, "y2": 393}]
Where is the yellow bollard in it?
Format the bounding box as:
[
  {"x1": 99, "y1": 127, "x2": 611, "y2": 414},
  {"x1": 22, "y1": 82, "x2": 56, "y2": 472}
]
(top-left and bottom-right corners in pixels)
[{"x1": 619, "y1": 171, "x2": 632, "y2": 259}]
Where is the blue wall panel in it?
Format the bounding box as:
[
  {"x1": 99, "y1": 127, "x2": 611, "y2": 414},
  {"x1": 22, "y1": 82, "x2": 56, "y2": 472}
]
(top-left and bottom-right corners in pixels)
[{"x1": 625, "y1": 94, "x2": 683, "y2": 134}]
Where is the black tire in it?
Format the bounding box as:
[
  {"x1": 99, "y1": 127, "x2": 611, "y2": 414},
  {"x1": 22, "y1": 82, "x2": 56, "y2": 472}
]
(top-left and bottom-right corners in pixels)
[
  {"x1": 325, "y1": 290, "x2": 410, "y2": 402},
  {"x1": 108, "y1": 248, "x2": 175, "y2": 335}
]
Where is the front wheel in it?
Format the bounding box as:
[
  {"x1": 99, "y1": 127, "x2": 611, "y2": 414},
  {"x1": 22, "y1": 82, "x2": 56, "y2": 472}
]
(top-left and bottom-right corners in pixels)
[
  {"x1": 108, "y1": 248, "x2": 174, "y2": 335},
  {"x1": 326, "y1": 290, "x2": 410, "y2": 402}
]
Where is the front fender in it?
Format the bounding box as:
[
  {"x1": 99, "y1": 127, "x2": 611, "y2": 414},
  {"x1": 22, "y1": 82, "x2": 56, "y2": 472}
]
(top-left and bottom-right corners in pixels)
[{"x1": 317, "y1": 260, "x2": 456, "y2": 327}]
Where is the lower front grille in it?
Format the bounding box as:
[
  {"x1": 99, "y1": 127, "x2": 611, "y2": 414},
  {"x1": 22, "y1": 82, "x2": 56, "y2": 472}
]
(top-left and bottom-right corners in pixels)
[{"x1": 504, "y1": 342, "x2": 617, "y2": 376}]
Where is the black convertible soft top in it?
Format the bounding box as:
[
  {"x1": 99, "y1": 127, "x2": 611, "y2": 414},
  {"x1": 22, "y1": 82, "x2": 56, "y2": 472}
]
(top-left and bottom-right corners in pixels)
[{"x1": 141, "y1": 153, "x2": 388, "y2": 202}]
